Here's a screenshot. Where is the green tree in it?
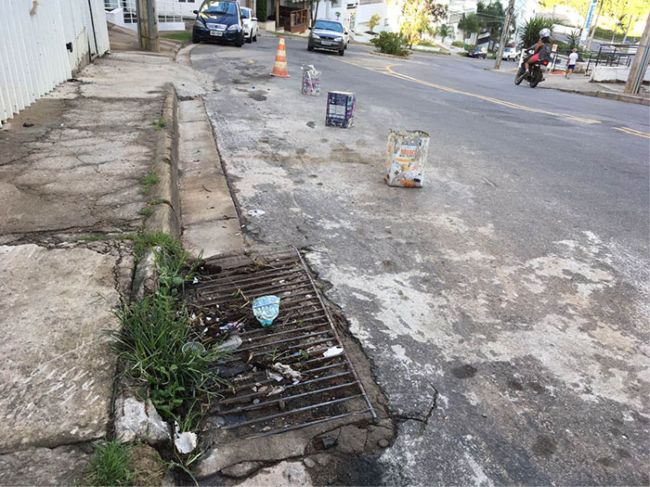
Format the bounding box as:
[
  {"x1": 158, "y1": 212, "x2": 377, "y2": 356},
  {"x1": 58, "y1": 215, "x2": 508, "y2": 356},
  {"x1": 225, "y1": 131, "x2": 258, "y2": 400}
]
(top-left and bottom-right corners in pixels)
[
  {"x1": 567, "y1": 29, "x2": 581, "y2": 48},
  {"x1": 438, "y1": 23, "x2": 451, "y2": 43},
  {"x1": 458, "y1": 13, "x2": 481, "y2": 38},
  {"x1": 519, "y1": 16, "x2": 555, "y2": 48},
  {"x1": 368, "y1": 13, "x2": 381, "y2": 33},
  {"x1": 256, "y1": 0, "x2": 267, "y2": 22},
  {"x1": 400, "y1": 0, "x2": 448, "y2": 47},
  {"x1": 477, "y1": 1, "x2": 506, "y2": 43}
]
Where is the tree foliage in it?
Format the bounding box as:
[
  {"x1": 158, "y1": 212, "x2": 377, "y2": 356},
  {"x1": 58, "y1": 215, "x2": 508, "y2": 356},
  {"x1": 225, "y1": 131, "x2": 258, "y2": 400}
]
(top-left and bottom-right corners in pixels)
[
  {"x1": 256, "y1": 0, "x2": 267, "y2": 22},
  {"x1": 438, "y1": 24, "x2": 451, "y2": 42},
  {"x1": 400, "y1": 0, "x2": 448, "y2": 46},
  {"x1": 371, "y1": 31, "x2": 410, "y2": 55},
  {"x1": 477, "y1": 1, "x2": 506, "y2": 41},
  {"x1": 458, "y1": 13, "x2": 481, "y2": 36},
  {"x1": 519, "y1": 16, "x2": 555, "y2": 48},
  {"x1": 368, "y1": 13, "x2": 381, "y2": 33},
  {"x1": 540, "y1": 0, "x2": 648, "y2": 29}
]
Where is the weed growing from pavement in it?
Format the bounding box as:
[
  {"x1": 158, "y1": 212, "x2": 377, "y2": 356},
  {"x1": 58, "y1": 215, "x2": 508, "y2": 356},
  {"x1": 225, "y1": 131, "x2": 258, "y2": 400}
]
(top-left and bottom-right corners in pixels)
[
  {"x1": 153, "y1": 117, "x2": 167, "y2": 130},
  {"x1": 140, "y1": 170, "x2": 159, "y2": 193},
  {"x1": 131, "y1": 231, "x2": 184, "y2": 260},
  {"x1": 138, "y1": 206, "x2": 154, "y2": 218},
  {"x1": 113, "y1": 232, "x2": 221, "y2": 439},
  {"x1": 113, "y1": 294, "x2": 223, "y2": 430},
  {"x1": 85, "y1": 441, "x2": 134, "y2": 486}
]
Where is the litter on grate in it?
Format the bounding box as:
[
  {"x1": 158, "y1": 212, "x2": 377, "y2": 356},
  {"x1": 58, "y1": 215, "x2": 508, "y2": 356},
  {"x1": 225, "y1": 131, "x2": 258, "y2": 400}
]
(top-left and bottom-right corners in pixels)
[{"x1": 184, "y1": 248, "x2": 376, "y2": 440}]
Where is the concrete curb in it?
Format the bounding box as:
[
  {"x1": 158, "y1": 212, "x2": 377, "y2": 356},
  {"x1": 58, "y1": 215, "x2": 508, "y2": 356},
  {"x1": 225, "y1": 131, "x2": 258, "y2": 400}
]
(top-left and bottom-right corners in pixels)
[
  {"x1": 131, "y1": 85, "x2": 182, "y2": 302},
  {"x1": 145, "y1": 85, "x2": 181, "y2": 239},
  {"x1": 539, "y1": 85, "x2": 650, "y2": 106}
]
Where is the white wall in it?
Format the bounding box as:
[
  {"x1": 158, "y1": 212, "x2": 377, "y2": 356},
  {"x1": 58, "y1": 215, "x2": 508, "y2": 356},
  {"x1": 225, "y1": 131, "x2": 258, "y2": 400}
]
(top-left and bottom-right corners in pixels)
[
  {"x1": 591, "y1": 65, "x2": 650, "y2": 83},
  {"x1": 0, "y1": 0, "x2": 109, "y2": 126}
]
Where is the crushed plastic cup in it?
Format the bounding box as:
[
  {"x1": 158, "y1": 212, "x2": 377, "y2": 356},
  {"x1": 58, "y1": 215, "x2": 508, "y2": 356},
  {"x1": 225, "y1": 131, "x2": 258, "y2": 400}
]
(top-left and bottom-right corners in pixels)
[
  {"x1": 182, "y1": 341, "x2": 206, "y2": 355},
  {"x1": 253, "y1": 295, "x2": 281, "y2": 327}
]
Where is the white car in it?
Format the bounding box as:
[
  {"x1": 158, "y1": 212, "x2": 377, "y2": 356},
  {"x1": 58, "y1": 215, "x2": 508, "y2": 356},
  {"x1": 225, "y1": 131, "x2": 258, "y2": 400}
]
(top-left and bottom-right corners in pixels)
[
  {"x1": 240, "y1": 7, "x2": 258, "y2": 43},
  {"x1": 502, "y1": 46, "x2": 519, "y2": 61}
]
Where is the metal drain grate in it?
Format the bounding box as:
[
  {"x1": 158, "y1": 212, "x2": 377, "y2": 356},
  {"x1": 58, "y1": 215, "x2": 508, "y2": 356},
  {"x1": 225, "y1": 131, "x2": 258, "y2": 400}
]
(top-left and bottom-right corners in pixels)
[{"x1": 186, "y1": 248, "x2": 376, "y2": 439}]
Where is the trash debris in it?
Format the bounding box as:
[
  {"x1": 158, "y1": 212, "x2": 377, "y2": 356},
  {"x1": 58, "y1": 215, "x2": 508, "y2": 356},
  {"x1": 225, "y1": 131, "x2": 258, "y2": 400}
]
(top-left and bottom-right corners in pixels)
[
  {"x1": 326, "y1": 91, "x2": 355, "y2": 128},
  {"x1": 216, "y1": 361, "x2": 251, "y2": 378},
  {"x1": 217, "y1": 334, "x2": 243, "y2": 352},
  {"x1": 268, "y1": 386, "x2": 285, "y2": 396},
  {"x1": 384, "y1": 130, "x2": 430, "y2": 188},
  {"x1": 192, "y1": 276, "x2": 199, "y2": 284},
  {"x1": 218, "y1": 320, "x2": 245, "y2": 336},
  {"x1": 323, "y1": 346, "x2": 344, "y2": 358},
  {"x1": 22, "y1": 122, "x2": 34, "y2": 128},
  {"x1": 252, "y1": 295, "x2": 280, "y2": 327},
  {"x1": 182, "y1": 341, "x2": 206, "y2": 355},
  {"x1": 320, "y1": 434, "x2": 338, "y2": 449},
  {"x1": 174, "y1": 423, "x2": 197, "y2": 454},
  {"x1": 301, "y1": 65, "x2": 321, "y2": 96},
  {"x1": 273, "y1": 362, "x2": 303, "y2": 384},
  {"x1": 267, "y1": 370, "x2": 284, "y2": 382},
  {"x1": 247, "y1": 209, "x2": 266, "y2": 217}
]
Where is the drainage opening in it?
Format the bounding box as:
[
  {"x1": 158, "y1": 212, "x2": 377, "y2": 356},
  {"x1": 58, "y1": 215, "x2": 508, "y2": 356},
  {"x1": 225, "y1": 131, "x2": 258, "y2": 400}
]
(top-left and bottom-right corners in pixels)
[{"x1": 185, "y1": 248, "x2": 376, "y2": 442}]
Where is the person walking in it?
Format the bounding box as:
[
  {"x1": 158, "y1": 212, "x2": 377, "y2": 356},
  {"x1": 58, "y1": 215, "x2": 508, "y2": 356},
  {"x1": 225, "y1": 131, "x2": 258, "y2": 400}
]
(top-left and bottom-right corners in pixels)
[{"x1": 566, "y1": 48, "x2": 579, "y2": 78}]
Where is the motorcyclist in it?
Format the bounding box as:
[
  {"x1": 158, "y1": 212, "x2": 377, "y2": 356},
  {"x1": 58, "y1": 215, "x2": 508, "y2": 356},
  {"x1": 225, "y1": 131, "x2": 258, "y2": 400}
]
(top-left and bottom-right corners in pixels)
[{"x1": 522, "y1": 28, "x2": 552, "y2": 74}]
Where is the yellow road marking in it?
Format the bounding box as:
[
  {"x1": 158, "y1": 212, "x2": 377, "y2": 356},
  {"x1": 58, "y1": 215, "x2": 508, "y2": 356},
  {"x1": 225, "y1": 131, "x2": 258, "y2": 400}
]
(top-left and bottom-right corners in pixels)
[
  {"x1": 614, "y1": 126, "x2": 650, "y2": 139},
  {"x1": 338, "y1": 58, "x2": 601, "y2": 125},
  {"x1": 384, "y1": 65, "x2": 601, "y2": 125}
]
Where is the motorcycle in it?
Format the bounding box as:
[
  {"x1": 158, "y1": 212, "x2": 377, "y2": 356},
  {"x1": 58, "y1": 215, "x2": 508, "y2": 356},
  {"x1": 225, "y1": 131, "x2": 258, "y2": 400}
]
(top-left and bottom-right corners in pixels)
[{"x1": 514, "y1": 48, "x2": 549, "y2": 88}]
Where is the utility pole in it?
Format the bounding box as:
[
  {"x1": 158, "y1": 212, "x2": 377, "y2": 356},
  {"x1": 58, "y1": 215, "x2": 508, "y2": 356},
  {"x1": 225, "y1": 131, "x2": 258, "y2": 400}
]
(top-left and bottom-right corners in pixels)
[
  {"x1": 136, "y1": 0, "x2": 160, "y2": 52},
  {"x1": 494, "y1": 0, "x2": 515, "y2": 70},
  {"x1": 625, "y1": 12, "x2": 650, "y2": 95}
]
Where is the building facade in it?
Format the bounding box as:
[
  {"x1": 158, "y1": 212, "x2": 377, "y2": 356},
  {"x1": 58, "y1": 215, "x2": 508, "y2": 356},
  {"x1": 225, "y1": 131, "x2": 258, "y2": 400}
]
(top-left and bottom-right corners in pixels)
[{"x1": 0, "y1": 0, "x2": 110, "y2": 126}]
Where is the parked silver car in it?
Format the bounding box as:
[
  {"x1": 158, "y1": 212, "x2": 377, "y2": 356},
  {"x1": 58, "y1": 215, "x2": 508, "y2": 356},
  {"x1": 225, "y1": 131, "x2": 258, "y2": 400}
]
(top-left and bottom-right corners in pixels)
[{"x1": 308, "y1": 19, "x2": 349, "y2": 56}]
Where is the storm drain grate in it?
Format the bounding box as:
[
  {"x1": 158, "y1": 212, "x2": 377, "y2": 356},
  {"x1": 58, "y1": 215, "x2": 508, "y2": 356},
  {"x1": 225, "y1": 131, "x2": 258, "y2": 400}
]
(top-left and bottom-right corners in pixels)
[{"x1": 185, "y1": 248, "x2": 376, "y2": 439}]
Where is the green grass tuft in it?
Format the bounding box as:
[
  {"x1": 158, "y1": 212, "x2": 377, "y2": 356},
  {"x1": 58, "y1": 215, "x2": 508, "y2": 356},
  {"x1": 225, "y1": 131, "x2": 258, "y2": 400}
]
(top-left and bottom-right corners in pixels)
[
  {"x1": 112, "y1": 232, "x2": 219, "y2": 431},
  {"x1": 139, "y1": 206, "x2": 154, "y2": 218},
  {"x1": 112, "y1": 287, "x2": 224, "y2": 430},
  {"x1": 162, "y1": 31, "x2": 192, "y2": 42},
  {"x1": 86, "y1": 441, "x2": 134, "y2": 486},
  {"x1": 130, "y1": 231, "x2": 185, "y2": 260},
  {"x1": 152, "y1": 117, "x2": 167, "y2": 130},
  {"x1": 140, "y1": 170, "x2": 159, "y2": 192}
]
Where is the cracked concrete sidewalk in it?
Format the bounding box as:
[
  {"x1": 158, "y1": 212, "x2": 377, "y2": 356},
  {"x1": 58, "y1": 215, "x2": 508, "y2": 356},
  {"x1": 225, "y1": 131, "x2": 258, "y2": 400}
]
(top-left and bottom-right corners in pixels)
[{"x1": 0, "y1": 49, "x2": 211, "y2": 484}]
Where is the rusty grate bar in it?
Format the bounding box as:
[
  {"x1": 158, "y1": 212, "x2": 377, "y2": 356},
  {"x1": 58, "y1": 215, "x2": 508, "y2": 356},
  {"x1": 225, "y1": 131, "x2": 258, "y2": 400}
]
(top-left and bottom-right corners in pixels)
[{"x1": 185, "y1": 247, "x2": 376, "y2": 439}]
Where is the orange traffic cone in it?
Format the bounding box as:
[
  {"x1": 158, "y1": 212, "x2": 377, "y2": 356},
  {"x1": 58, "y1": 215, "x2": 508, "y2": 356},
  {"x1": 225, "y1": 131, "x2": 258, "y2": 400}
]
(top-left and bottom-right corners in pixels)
[{"x1": 271, "y1": 37, "x2": 290, "y2": 78}]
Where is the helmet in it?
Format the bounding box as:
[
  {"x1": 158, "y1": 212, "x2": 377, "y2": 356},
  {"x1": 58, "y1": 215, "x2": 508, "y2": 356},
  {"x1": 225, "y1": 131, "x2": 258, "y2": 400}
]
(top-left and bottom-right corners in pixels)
[{"x1": 539, "y1": 28, "x2": 551, "y2": 40}]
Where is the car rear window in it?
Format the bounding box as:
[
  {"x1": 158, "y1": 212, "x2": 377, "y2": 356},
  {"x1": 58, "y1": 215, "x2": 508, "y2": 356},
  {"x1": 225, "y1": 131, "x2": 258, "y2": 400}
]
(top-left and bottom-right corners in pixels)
[{"x1": 241, "y1": 8, "x2": 249, "y2": 18}]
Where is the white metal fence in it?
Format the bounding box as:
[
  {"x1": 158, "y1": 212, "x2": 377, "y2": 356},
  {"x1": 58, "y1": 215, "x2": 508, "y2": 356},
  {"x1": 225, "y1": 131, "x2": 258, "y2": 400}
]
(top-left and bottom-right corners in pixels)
[{"x1": 0, "y1": 0, "x2": 110, "y2": 126}]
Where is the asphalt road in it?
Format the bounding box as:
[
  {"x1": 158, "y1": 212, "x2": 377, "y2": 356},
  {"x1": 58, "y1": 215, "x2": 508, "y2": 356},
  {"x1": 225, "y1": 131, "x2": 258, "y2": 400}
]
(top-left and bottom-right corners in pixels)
[{"x1": 192, "y1": 35, "x2": 649, "y2": 485}]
